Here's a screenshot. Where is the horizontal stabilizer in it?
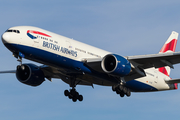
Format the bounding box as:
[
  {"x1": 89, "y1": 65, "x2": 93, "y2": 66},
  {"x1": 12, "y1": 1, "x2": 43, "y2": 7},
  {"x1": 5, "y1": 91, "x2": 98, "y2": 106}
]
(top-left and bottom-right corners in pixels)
[{"x1": 165, "y1": 78, "x2": 180, "y2": 84}]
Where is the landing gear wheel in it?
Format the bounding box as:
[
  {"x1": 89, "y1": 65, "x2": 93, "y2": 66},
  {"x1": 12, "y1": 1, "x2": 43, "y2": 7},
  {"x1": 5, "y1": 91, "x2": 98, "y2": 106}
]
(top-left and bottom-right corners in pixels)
[
  {"x1": 120, "y1": 92, "x2": 125, "y2": 97},
  {"x1": 64, "y1": 88, "x2": 83, "y2": 102},
  {"x1": 68, "y1": 94, "x2": 73, "y2": 99},
  {"x1": 119, "y1": 85, "x2": 123, "y2": 91},
  {"x1": 75, "y1": 91, "x2": 79, "y2": 98},
  {"x1": 64, "y1": 90, "x2": 69, "y2": 96},
  {"x1": 72, "y1": 97, "x2": 77, "y2": 102},
  {"x1": 126, "y1": 89, "x2": 131, "y2": 97},
  {"x1": 70, "y1": 89, "x2": 76, "y2": 96},
  {"x1": 123, "y1": 87, "x2": 127, "y2": 93},
  {"x1": 78, "y1": 95, "x2": 83, "y2": 101},
  {"x1": 112, "y1": 84, "x2": 132, "y2": 98},
  {"x1": 64, "y1": 76, "x2": 84, "y2": 102},
  {"x1": 112, "y1": 85, "x2": 117, "y2": 91},
  {"x1": 116, "y1": 90, "x2": 120, "y2": 94}
]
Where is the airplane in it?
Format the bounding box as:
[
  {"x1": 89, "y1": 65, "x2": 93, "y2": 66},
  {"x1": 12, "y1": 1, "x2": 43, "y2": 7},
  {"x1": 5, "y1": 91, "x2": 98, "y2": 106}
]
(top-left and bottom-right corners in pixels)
[{"x1": 1, "y1": 26, "x2": 180, "y2": 102}]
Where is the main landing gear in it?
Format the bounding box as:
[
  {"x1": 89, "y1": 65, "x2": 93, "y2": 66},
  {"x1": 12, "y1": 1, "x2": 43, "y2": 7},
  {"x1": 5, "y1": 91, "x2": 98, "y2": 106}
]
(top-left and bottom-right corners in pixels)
[
  {"x1": 64, "y1": 77, "x2": 83, "y2": 102},
  {"x1": 112, "y1": 84, "x2": 131, "y2": 97},
  {"x1": 64, "y1": 89, "x2": 83, "y2": 102}
]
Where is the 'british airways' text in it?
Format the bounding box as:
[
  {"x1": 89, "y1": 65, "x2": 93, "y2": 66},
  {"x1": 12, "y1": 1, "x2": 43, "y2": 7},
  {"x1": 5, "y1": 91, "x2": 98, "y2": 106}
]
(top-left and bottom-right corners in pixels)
[{"x1": 42, "y1": 41, "x2": 77, "y2": 57}]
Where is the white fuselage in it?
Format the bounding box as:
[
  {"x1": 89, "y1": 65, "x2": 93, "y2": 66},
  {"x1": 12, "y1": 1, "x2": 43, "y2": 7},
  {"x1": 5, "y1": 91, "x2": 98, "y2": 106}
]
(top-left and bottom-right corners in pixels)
[{"x1": 1, "y1": 26, "x2": 176, "y2": 92}]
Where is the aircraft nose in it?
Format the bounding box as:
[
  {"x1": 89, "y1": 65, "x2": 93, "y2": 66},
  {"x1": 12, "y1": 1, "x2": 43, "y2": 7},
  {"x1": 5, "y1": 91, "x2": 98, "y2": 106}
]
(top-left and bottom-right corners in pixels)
[{"x1": 1, "y1": 32, "x2": 10, "y2": 43}]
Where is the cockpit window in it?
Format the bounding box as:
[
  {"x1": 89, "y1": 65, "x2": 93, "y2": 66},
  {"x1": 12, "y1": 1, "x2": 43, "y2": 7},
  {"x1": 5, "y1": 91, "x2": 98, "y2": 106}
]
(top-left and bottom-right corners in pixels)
[
  {"x1": 6, "y1": 29, "x2": 20, "y2": 33},
  {"x1": 6, "y1": 30, "x2": 13, "y2": 32}
]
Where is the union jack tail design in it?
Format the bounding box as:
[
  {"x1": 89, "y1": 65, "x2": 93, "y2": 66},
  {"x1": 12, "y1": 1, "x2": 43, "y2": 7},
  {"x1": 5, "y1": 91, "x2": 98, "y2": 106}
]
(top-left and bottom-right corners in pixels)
[{"x1": 158, "y1": 31, "x2": 178, "y2": 76}]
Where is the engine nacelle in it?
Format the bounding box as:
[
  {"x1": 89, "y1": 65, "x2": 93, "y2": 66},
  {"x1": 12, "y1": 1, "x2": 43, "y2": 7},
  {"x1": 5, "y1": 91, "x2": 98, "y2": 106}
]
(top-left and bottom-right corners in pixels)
[
  {"x1": 16, "y1": 64, "x2": 45, "y2": 86},
  {"x1": 101, "y1": 54, "x2": 131, "y2": 76}
]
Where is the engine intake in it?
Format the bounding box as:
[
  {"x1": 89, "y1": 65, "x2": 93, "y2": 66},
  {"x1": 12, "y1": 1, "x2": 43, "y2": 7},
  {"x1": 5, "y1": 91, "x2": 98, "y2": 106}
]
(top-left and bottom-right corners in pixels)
[
  {"x1": 16, "y1": 64, "x2": 45, "y2": 86},
  {"x1": 101, "y1": 54, "x2": 131, "y2": 76}
]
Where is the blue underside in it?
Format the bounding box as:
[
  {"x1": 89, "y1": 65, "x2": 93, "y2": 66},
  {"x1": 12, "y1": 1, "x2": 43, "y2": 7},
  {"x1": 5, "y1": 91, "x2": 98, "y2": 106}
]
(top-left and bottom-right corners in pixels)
[
  {"x1": 5, "y1": 43, "x2": 158, "y2": 92},
  {"x1": 6, "y1": 43, "x2": 91, "y2": 73},
  {"x1": 126, "y1": 80, "x2": 157, "y2": 92}
]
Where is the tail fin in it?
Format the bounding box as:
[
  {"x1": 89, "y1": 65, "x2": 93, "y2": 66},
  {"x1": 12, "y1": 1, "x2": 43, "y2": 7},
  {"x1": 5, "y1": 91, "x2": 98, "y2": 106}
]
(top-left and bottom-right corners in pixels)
[{"x1": 158, "y1": 31, "x2": 179, "y2": 76}]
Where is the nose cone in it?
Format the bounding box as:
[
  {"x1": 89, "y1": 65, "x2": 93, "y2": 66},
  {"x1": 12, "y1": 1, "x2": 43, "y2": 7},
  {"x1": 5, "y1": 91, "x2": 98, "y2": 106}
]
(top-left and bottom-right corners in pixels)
[{"x1": 2, "y1": 32, "x2": 10, "y2": 43}]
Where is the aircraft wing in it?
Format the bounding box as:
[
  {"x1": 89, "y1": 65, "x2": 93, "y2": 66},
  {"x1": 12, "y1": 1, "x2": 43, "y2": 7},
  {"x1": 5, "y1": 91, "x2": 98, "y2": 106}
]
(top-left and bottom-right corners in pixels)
[
  {"x1": 0, "y1": 65, "x2": 93, "y2": 87},
  {"x1": 84, "y1": 52, "x2": 180, "y2": 82},
  {"x1": 127, "y1": 52, "x2": 180, "y2": 69},
  {"x1": 0, "y1": 70, "x2": 16, "y2": 73},
  {"x1": 39, "y1": 65, "x2": 94, "y2": 86}
]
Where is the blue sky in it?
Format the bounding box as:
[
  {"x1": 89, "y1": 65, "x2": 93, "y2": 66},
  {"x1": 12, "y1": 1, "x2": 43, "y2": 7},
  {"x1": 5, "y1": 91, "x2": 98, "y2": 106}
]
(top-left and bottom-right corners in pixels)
[{"x1": 1, "y1": 0, "x2": 180, "y2": 120}]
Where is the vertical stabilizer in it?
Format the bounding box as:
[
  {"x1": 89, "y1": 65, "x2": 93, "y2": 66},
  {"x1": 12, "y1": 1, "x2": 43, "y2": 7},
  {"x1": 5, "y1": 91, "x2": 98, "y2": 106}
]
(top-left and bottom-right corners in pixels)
[{"x1": 158, "y1": 31, "x2": 178, "y2": 76}]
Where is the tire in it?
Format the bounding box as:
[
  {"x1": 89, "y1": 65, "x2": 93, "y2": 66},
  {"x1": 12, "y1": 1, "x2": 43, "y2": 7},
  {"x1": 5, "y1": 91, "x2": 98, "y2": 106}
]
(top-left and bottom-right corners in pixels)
[
  {"x1": 70, "y1": 89, "x2": 76, "y2": 96},
  {"x1": 119, "y1": 85, "x2": 123, "y2": 91},
  {"x1": 64, "y1": 90, "x2": 69, "y2": 96},
  {"x1": 123, "y1": 87, "x2": 127, "y2": 93},
  {"x1": 112, "y1": 85, "x2": 117, "y2": 91},
  {"x1": 116, "y1": 90, "x2": 120, "y2": 94},
  {"x1": 126, "y1": 89, "x2": 131, "y2": 97},
  {"x1": 120, "y1": 92, "x2": 125, "y2": 97},
  {"x1": 68, "y1": 94, "x2": 73, "y2": 99},
  {"x1": 75, "y1": 92, "x2": 79, "y2": 98},
  {"x1": 78, "y1": 95, "x2": 83, "y2": 101},
  {"x1": 72, "y1": 97, "x2": 77, "y2": 102}
]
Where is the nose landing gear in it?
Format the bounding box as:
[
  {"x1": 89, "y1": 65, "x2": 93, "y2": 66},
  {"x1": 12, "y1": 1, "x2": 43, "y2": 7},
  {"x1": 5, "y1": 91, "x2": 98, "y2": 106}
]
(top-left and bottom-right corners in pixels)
[{"x1": 13, "y1": 52, "x2": 24, "y2": 66}]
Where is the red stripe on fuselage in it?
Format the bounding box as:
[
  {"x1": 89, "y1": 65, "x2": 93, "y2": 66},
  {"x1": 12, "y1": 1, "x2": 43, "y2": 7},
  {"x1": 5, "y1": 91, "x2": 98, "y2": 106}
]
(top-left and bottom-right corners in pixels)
[
  {"x1": 27, "y1": 30, "x2": 51, "y2": 37},
  {"x1": 160, "y1": 39, "x2": 177, "y2": 53}
]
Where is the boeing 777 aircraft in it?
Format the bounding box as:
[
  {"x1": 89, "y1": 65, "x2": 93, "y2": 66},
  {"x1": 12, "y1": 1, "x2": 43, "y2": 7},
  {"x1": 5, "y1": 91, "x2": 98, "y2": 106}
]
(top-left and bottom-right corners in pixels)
[{"x1": 1, "y1": 26, "x2": 180, "y2": 102}]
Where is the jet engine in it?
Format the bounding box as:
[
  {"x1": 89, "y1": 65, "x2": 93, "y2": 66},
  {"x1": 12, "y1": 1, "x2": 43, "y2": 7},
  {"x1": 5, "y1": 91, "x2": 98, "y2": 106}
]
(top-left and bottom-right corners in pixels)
[
  {"x1": 16, "y1": 64, "x2": 45, "y2": 86},
  {"x1": 101, "y1": 54, "x2": 131, "y2": 76}
]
